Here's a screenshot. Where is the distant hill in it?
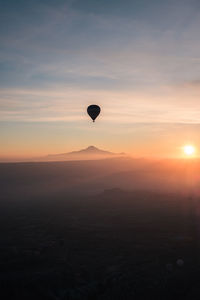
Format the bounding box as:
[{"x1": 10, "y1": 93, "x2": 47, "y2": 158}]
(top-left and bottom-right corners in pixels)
[{"x1": 41, "y1": 146, "x2": 125, "y2": 161}]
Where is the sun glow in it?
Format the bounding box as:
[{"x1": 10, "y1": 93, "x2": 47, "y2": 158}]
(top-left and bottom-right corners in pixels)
[{"x1": 183, "y1": 145, "x2": 195, "y2": 156}]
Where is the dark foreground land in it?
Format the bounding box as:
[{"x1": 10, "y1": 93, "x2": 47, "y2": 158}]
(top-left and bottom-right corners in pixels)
[{"x1": 1, "y1": 159, "x2": 200, "y2": 299}]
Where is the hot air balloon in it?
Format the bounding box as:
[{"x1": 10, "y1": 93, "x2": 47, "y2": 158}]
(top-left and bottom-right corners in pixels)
[{"x1": 87, "y1": 105, "x2": 101, "y2": 122}]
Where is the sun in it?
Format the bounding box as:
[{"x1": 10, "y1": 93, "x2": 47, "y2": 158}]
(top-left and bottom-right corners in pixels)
[{"x1": 183, "y1": 145, "x2": 195, "y2": 156}]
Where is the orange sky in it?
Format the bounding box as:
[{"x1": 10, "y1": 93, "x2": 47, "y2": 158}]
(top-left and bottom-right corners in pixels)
[{"x1": 1, "y1": 1, "x2": 200, "y2": 161}]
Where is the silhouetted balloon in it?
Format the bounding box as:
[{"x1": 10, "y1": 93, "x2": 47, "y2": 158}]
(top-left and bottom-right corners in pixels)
[{"x1": 87, "y1": 105, "x2": 101, "y2": 122}]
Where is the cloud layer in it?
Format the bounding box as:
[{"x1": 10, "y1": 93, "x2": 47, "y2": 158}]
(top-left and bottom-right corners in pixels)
[{"x1": 1, "y1": 0, "x2": 200, "y2": 158}]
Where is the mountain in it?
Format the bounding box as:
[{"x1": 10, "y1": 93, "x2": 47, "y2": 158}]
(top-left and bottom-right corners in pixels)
[
  {"x1": 40, "y1": 146, "x2": 125, "y2": 161},
  {"x1": 67, "y1": 146, "x2": 114, "y2": 156}
]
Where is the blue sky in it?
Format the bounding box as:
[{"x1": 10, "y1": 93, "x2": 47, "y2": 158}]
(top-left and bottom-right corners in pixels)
[{"x1": 1, "y1": 0, "x2": 200, "y2": 159}]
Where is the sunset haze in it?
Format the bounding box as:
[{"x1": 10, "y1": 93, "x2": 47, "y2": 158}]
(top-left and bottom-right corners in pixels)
[{"x1": 1, "y1": 0, "x2": 200, "y2": 160}]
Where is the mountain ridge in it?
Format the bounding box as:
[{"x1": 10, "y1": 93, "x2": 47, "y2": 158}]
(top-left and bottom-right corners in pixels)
[{"x1": 43, "y1": 146, "x2": 125, "y2": 161}]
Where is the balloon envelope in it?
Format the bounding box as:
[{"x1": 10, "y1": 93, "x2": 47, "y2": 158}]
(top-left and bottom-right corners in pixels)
[{"x1": 87, "y1": 105, "x2": 101, "y2": 122}]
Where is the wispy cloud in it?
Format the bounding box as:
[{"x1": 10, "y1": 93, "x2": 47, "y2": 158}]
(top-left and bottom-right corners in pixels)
[
  {"x1": 1, "y1": 85, "x2": 200, "y2": 123},
  {"x1": 1, "y1": 0, "x2": 200, "y2": 90},
  {"x1": 1, "y1": 0, "x2": 200, "y2": 157}
]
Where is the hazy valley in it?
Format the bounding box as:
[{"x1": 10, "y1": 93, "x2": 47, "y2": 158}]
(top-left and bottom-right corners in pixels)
[{"x1": 1, "y1": 156, "x2": 200, "y2": 299}]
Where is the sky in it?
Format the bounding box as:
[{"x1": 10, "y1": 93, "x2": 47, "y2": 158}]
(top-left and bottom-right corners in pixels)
[{"x1": 1, "y1": 0, "x2": 200, "y2": 160}]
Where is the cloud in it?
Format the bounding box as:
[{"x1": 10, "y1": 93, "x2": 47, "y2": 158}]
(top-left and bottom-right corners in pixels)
[
  {"x1": 1, "y1": 1, "x2": 200, "y2": 124},
  {"x1": 1, "y1": 0, "x2": 200, "y2": 91},
  {"x1": 1, "y1": 85, "x2": 200, "y2": 124}
]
